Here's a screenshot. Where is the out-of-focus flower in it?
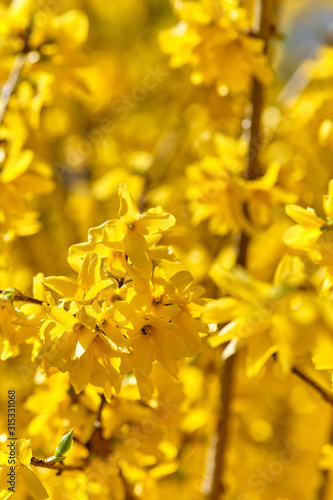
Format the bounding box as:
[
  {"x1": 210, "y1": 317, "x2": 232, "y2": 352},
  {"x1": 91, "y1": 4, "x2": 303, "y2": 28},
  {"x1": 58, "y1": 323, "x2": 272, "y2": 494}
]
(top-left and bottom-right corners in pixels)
[{"x1": 159, "y1": 0, "x2": 272, "y2": 95}]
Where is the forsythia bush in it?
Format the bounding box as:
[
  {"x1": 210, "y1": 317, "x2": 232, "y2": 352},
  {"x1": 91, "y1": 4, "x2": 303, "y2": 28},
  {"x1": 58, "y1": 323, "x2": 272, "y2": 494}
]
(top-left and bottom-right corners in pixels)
[{"x1": 1, "y1": 0, "x2": 333, "y2": 499}]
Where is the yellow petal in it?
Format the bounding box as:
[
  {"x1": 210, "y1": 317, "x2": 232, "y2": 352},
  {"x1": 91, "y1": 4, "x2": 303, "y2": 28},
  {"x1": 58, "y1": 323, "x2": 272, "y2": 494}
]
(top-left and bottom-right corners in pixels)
[
  {"x1": 283, "y1": 225, "x2": 321, "y2": 249},
  {"x1": 133, "y1": 335, "x2": 154, "y2": 376},
  {"x1": 0, "y1": 452, "x2": 9, "y2": 465},
  {"x1": 313, "y1": 333, "x2": 333, "y2": 370},
  {"x1": 33, "y1": 273, "x2": 47, "y2": 302},
  {"x1": 118, "y1": 184, "x2": 140, "y2": 220},
  {"x1": 52, "y1": 10, "x2": 89, "y2": 45},
  {"x1": 139, "y1": 207, "x2": 176, "y2": 234},
  {"x1": 172, "y1": 312, "x2": 202, "y2": 356},
  {"x1": 44, "y1": 306, "x2": 77, "y2": 327},
  {"x1": 209, "y1": 264, "x2": 269, "y2": 302},
  {"x1": 0, "y1": 467, "x2": 11, "y2": 492},
  {"x1": 92, "y1": 337, "x2": 121, "y2": 386},
  {"x1": 75, "y1": 305, "x2": 98, "y2": 330},
  {"x1": 12, "y1": 174, "x2": 54, "y2": 196},
  {"x1": 85, "y1": 279, "x2": 117, "y2": 301},
  {"x1": 70, "y1": 350, "x2": 93, "y2": 393},
  {"x1": 0, "y1": 489, "x2": 12, "y2": 500},
  {"x1": 43, "y1": 276, "x2": 79, "y2": 298},
  {"x1": 245, "y1": 331, "x2": 278, "y2": 377},
  {"x1": 20, "y1": 466, "x2": 49, "y2": 499},
  {"x1": 155, "y1": 349, "x2": 179, "y2": 377},
  {"x1": 134, "y1": 369, "x2": 154, "y2": 400},
  {"x1": 168, "y1": 270, "x2": 193, "y2": 293},
  {"x1": 16, "y1": 439, "x2": 32, "y2": 466},
  {"x1": 1, "y1": 149, "x2": 33, "y2": 183},
  {"x1": 149, "y1": 245, "x2": 178, "y2": 262},
  {"x1": 155, "y1": 328, "x2": 187, "y2": 360},
  {"x1": 74, "y1": 326, "x2": 96, "y2": 357},
  {"x1": 202, "y1": 297, "x2": 239, "y2": 323},
  {"x1": 323, "y1": 179, "x2": 333, "y2": 218},
  {"x1": 78, "y1": 252, "x2": 101, "y2": 292},
  {"x1": 285, "y1": 204, "x2": 322, "y2": 227},
  {"x1": 68, "y1": 241, "x2": 106, "y2": 273},
  {"x1": 274, "y1": 255, "x2": 305, "y2": 287},
  {"x1": 48, "y1": 330, "x2": 77, "y2": 367},
  {"x1": 208, "y1": 320, "x2": 242, "y2": 347},
  {"x1": 124, "y1": 231, "x2": 152, "y2": 278}
]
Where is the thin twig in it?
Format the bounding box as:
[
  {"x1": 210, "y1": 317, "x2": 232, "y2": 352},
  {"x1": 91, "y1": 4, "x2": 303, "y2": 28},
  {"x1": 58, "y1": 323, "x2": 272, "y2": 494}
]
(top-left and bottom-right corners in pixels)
[
  {"x1": 0, "y1": 290, "x2": 44, "y2": 305},
  {"x1": 30, "y1": 456, "x2": 88, "y2": 473},
  {"x1": 0, "y1": 53, "x2": 26, "y2": 126},
  {"x1": 293, "y1": 364, "x2": 333, "y2": 499},
  {"x1": 32, "y1": 397, "x2": 109, "y2": 479},
  {"x1": 18, "y1": 295, "x2": 44, "y2": 305},
  {"x1": 292, "y1": 365, "x2": 333, "y2": 405}
]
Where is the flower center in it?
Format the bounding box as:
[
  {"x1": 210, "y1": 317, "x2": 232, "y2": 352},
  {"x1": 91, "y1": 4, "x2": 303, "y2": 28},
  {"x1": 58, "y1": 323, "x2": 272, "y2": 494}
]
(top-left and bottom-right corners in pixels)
[{"x1": 142, "y1": 325, "x2": 153, "y2": 335}]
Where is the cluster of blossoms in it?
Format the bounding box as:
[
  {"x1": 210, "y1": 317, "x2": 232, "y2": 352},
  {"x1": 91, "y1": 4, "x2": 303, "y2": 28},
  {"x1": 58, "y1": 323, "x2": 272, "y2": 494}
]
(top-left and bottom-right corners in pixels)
[
  {"x1": 284, "y1": 180, "x2": 333, "y2": 277},
  {"x1": 198, "y1": 175, "x2": 333, "y2": 379},
  {"x1": 159, "y1": 0, "x2": 272, "y2": 95},
  {"x1": 0, "y1": 1, "x2": 90, "y2": 240},
  {"x1": 203, "y1": 253, "x2": 333, "y2": 377},
  {"x1": 0, "y1": 185, "x2": 209, "y2": 500},
  {"x1": 186, "y1": 150, "x2": 296, "y2": 236},
  {"x1": 2, "y1": 1, "x2": 333, "y2": 500},
  {"x1": 0, "y1": 144, "x2": 54, "y2": 242},
  {"x1": 0, "y1": 1, "x2": 94, "y2": 292},
  {"x1": 1, "y1": 185, "x2": 205, "y2": 401}
]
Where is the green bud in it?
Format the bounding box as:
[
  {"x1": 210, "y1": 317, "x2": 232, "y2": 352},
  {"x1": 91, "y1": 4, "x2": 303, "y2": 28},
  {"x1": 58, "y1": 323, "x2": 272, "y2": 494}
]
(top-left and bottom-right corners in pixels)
[
  {"x1": 1, "y1": 287, "x2": 17, "y2": 301},
  {"x1": 54, "y1": 429, "x2": 73, "y2": 458},
  {"x1": 44, "y1": 456, "x2": 63, "y2": 465}
]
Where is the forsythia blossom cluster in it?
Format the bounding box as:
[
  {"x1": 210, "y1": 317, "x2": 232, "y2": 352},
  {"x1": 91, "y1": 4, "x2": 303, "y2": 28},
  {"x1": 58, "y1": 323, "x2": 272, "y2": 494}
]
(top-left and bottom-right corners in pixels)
[
  {"x1": 159, "y1": 0, "x2": 272, "y2": 95},
  {"x1": 2, "y1": 1, "x2": 333, "y2": 499},
  {"x1": 1, "y1": 185, "x2": 205, "y2": 401}
]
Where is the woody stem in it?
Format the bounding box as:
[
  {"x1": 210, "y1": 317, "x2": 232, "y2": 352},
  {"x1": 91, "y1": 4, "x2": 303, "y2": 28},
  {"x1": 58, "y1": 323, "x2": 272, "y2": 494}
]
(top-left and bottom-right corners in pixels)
[
  {"x1": 0, "y1": 53, "x2": 26, "y2": 126},
  {"x1": 30, "y1": 457, "x2": 88, "y2": 473},
  {"x1": 0, "y1": 290, "x2": 44, "y2": 305},
  {"x1": 208, "y1": 1, "x2": 275, "y2": 499}
]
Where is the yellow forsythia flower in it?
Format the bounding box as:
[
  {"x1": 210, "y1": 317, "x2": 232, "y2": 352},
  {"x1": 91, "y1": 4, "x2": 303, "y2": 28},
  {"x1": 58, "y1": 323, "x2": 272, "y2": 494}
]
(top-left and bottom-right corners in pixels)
[
  {"x1": 0, "y1": 439, "x2": 48, "y2": 499},
  {"x1": 159, "y1": 0, "x2": 272, "y2": 95}
]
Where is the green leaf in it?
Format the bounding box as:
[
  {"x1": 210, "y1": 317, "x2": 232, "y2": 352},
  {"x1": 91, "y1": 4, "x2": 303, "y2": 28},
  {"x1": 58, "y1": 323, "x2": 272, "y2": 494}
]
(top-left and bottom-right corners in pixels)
[{"x1": 54, "y1": 429, "x2": 73, "y2": 458}]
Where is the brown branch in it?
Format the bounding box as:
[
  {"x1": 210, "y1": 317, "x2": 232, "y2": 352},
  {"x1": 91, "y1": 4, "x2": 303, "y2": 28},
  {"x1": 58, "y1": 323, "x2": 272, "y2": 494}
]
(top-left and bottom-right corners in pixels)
[
  {"x1": 17, "y1": 295, "x2": 44, "y2": 305},
  {"x1": 0, "y1": 290, "x2": 44, "y2": 305},
  {"x1": 208, "y1": 353, "x2": 237, "y2": 499},
  {"x1": 84, "y1": 394, "x2": 113, "y2": 457},
  {"x1": 246, "y1": 0, "x2": 275, "y2": 181},
  {"x1": 96, "y1": 394, "x2": 106, "y2": 424},
  {"x1": 246, "y1": 78, "x2": 263, "y2": 180},
  {"x1": 31, "y1": 398, "x2": 109, "y2": 478},
  {"x1": 30, "y1": 456, "x2": 88, "y2": 474},
  {"x1": 208, "y1": 2, "x2": 276, "y2": 499},
  {"x1": 0, "y1": 53, "x2": 26, "y2": 126}
]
